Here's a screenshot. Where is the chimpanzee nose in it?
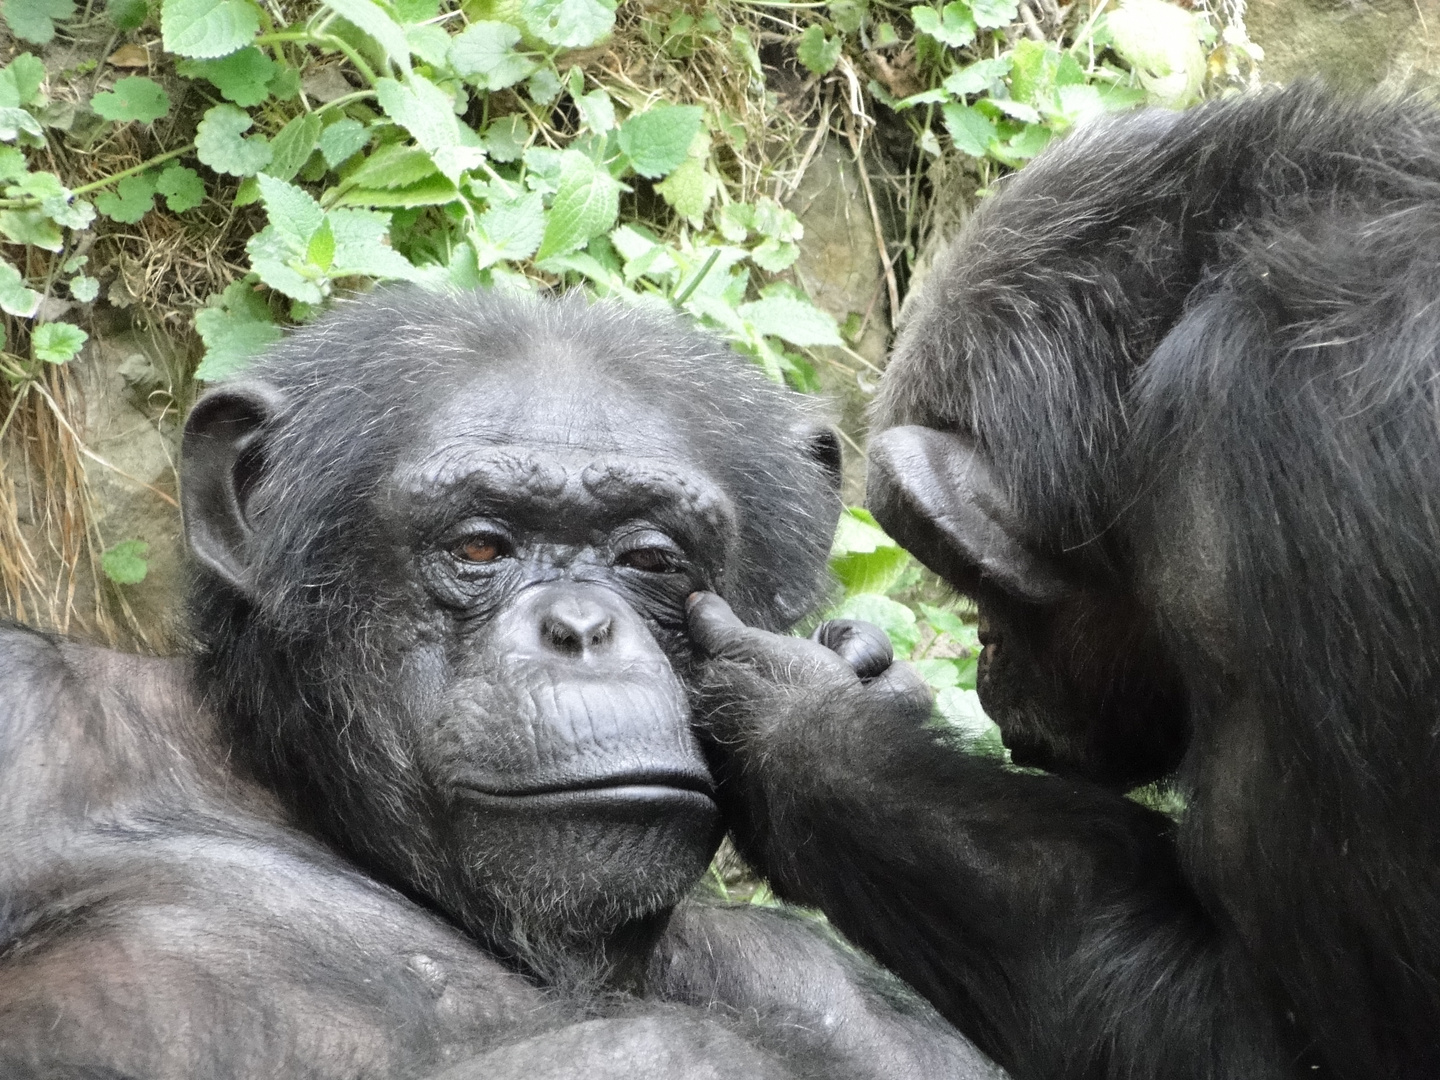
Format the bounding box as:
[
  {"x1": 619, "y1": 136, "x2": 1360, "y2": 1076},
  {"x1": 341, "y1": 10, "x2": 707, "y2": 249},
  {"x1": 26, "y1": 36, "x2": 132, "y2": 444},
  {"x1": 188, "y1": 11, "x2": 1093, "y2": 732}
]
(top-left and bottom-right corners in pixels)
[{"x1": 541, "y1": 596, "x2": 613, "y2": 655}]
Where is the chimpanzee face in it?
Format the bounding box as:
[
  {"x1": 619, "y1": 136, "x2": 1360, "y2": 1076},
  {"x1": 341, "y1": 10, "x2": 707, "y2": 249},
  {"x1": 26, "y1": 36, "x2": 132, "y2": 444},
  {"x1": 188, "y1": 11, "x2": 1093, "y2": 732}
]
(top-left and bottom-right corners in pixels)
[
  {"x1": 867, "y1": 425, "x2": 1188, "y2": 788},
  {"x1": 379, "y1": 360, "x2": 726, "y2": 940}
]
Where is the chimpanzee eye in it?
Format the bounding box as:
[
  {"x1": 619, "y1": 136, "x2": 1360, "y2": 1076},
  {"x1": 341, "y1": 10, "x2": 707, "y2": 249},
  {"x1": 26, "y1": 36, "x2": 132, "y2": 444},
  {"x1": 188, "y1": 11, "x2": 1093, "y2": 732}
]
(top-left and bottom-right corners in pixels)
[
  {"x1": 453, "y1": 536, "x2": 510, "y2": 564},
  {"x1": 617, "y1": 547, "x2": 680, "y2": 573}
]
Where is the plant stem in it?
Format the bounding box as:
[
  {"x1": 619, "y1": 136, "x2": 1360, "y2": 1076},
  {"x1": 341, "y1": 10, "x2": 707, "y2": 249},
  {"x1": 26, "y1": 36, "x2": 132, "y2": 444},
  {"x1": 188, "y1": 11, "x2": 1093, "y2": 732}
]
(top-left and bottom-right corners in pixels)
[
  {"x1": 255, "y1": 32, "x2": 380, "y2": 85},
  {"x1": 0, "y1": 144, "x2": 196, "y2": 209}
]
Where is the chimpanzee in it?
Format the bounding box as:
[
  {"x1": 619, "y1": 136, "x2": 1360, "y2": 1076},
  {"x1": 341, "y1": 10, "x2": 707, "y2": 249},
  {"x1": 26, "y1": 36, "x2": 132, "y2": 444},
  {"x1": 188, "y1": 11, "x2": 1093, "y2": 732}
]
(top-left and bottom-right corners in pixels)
[
  {"x1": 686, "y1": 85, "x2": 1440, "y2": 1079},
  {"x1": 0, "y1": 289, "x2": 1000, "y2": 1079}
]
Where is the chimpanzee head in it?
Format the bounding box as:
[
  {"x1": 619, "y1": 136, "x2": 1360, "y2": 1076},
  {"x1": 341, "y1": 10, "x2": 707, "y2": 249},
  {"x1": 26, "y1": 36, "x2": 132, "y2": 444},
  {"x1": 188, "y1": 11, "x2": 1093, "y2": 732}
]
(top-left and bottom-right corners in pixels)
[
  {"x1": 182, "y1": 288, "x2": 840, "y2": 973},
  {"x1": 866, "y1": 112, "x2": 1197, "y2": 789}
]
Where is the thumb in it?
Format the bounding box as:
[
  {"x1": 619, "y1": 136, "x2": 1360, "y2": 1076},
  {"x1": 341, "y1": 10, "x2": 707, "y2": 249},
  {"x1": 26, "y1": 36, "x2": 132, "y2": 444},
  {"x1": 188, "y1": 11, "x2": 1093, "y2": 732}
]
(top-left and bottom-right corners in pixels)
[{"x1": 686, "y1": 591, "x2": 766, "y2": 662}]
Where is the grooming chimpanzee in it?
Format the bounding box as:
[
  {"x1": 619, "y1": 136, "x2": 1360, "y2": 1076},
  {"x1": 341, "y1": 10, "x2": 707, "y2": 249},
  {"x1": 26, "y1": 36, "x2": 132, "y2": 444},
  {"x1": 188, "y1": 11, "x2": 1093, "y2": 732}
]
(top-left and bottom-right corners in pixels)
[
  {"x1": 0, "y1": 290, "x2": 999, "y2": 1079},
  {"x1": 687, "y1": 85, "x2": 1440, "y2": 1079}
]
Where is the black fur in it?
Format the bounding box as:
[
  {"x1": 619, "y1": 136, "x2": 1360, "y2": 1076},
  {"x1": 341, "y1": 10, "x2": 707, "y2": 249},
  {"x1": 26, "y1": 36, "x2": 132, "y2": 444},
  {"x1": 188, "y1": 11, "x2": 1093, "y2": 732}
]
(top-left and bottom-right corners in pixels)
[{"x1": 689, "y1": 86, "x2": 1440, "y2": 1079}]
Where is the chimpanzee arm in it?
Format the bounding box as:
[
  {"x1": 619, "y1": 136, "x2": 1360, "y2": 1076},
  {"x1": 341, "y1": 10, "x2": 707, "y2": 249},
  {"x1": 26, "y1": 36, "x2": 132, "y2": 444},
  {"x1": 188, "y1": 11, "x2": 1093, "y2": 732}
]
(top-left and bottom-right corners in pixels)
[
  {"x1": 686, "y1": 594, "x2": 1298, "y2": 1080},
  {"x1": 648, "y1": 899, "x2": 1003, "y2": 1079}
]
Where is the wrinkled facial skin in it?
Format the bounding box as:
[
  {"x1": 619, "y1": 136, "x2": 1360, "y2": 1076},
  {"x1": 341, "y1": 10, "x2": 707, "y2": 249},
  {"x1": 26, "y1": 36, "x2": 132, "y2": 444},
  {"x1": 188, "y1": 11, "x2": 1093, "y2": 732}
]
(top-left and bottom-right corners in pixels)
[
  {"x1": 377, "y1": 368, "x2": 730, "y2": 945},
  {"x1": 867, "y1": 426, "x2": 1187, "y2": 789}
]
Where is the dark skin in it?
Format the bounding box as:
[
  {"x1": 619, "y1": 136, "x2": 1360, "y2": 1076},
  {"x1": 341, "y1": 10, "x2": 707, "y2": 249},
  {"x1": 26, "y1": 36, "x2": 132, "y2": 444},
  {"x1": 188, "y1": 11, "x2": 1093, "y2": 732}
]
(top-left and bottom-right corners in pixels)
[
  {"x1": 0, "y1": 291, "x2": 998, "y2": 1080},
  {"x1": 686, "y1": 86, "x2": 1440, "y2": 1080}
]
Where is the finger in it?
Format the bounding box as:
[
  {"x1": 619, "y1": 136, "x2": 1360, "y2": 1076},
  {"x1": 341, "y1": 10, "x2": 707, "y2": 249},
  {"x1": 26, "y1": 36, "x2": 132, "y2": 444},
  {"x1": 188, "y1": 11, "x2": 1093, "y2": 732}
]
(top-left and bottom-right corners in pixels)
[
  {"x1": 867, "y1": 661, "x2": 935, "y2": 719},
  {"x1": 686, "y1": 592, "x2": 779, "y2": 663},
  {"x1": 810, "y1": 620, "x2": 894, "y2": 681}
]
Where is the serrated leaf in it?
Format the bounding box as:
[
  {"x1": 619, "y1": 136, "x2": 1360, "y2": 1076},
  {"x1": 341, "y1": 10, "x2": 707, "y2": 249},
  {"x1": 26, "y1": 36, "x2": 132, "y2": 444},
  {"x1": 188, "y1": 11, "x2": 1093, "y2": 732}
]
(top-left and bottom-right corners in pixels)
[
  {"x1": 475, "y1": 189, "x2": 544, "y2": 265},
  {"x1": 450, "y1": 20, "x2": 536, "y2": 91},
  {"x1": 482, "y1": 114, "x2": 529, "y2": 162},
  {"x1": 265, "y1": 112, "x2": 322, "y2": 181},
  {"x1": 256, "y1": 173, "x2": 324, "y2": 248},
  {"x1": 329, "y1": 174, "x2": 458, "y2": 207},
  {"x1": 0, "y1": 107, "x2": 45, "y2": 142},
  {"x1": 525, "y1": 66, "x2": 561, "y2": 104},
  {"x1": 347, "y1": 142, "x2": 440, "y2": 189},
  {"x1": 3, "y1": 0, "x2": 76, "y2": 44},
  {"x1": 406, "y1": 23, "x2": 452, "y2": 66},
  {"x1": 749, "y1": 237, "x2": 797, "y2": 272},
  {"x1": 32, "y1": 321, "x2": 87, "y2": 364},
  {"x1": 196, "y1": 103, "x2": 272, "y2": 176},
  {"x1": 161, "y1": 0, "x2": 260, "y2": 58},
  {"x1": 0, "y1": 258, "x2": 40, "y2": 316},
  {"x1": 796, "y1": 24, "x2": 841, "y2": 76},
  {"x1": 738, "y1": 295, "x2": 843, "y2": 347},
  {"x1": 194, "y1": 279, "x2": 282, "y2": 380},
  {"x1": 655, "y1": 157, "x2": 716, "y2": 222},
  {"x1": 575, "y1": 88, "x2": 614, "y2": 133},
  {"x1": 176, "y1": 46, "x2": 276, "y2": 106},
  {"x1": 101, "y1": 539, "x2": 149, "y2": 584},
  {"x1": 376, "y1": 75, "x2": 483, "y2": 181},
  {"x1": 520, "y1": 0, "x2": 614, "y2": 48},
  {"x1": 95, "y1": 173, "x2": 158, "y2": 222},
  {"x1": 106, "y1": 0, "x2": 147, "y2": 29},
  {"x1": 68, "y1": 274, "x2": 99, "y2": 302},
  {"x1": 969, "y1": 0, "x2": 1018, "y2": 28},
  {"x1": 618, "y1": 104, "x2": 703, "y2": 179},
  {"x1": 910, "y1": 2, "x2": 975, "y2": 48},
  {"x1": 942, "y1": 101, "x2": 997, "y2": 157},
  {"x1": 942, "y1": 56, "x2": 1012, "y2": 97},
  {"x1": 0, "y1": 209, "x2": 62, "y2": 249},
  {"x1": 535, "y1": 149, "x2": 619, "y2": 261},
  {"x1": 322, "y1": 0, "x2": 412, "y2": 76},
  {"x1": 329, "y1": 207, "x2": 426, "y2": 280},
  {"x1": 306, "y1": 216, "x2": 335, "y2": 271},
  {"x1": 155, "y1": 164, "x2": 206, "y2": 211},
  {"x1": 318, "y1": 117, "x2": 369, "y2": 167},
  {"x1": 248, "y1": 225, "x2": 324, "y2": 302},
  {"x1": 0, "y1": 54, "x2": 46, "y2": 108},
  {"x1": 91, "y1": 76, "x2": 171, "y2": 124}
]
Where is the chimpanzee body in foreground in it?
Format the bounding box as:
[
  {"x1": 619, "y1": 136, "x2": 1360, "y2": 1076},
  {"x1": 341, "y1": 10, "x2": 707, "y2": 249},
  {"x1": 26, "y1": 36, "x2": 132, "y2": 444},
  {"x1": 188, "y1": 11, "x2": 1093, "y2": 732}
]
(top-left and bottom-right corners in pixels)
[
  {"x1": 687, "y1": 86, "x2": 1440, "y2": 1079},
  {"x1": 0, "y1": 291, "x2": 998, "y2": 1080}
]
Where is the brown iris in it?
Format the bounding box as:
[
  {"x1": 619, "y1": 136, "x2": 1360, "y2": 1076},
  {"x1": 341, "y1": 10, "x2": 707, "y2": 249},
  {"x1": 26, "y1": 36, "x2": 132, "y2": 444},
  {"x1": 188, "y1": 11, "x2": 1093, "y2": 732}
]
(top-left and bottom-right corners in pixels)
[{"x1": 455, "y1": 537, "x2": 505, "y2": 563}]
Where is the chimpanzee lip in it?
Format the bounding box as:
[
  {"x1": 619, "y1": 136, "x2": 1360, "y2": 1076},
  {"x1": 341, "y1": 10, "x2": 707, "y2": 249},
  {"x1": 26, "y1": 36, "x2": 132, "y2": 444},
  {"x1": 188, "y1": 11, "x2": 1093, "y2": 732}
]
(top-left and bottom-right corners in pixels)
[{"x1": 454, "y1": 770, "x2": 716, "y2": 807}]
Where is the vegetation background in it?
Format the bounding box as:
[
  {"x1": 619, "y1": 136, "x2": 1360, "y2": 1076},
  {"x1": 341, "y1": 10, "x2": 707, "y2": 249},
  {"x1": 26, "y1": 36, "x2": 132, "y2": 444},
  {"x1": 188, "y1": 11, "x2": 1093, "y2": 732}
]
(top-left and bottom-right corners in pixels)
[{"x1": 0, "y1": 0, "x2": 1258, "y2": 768}]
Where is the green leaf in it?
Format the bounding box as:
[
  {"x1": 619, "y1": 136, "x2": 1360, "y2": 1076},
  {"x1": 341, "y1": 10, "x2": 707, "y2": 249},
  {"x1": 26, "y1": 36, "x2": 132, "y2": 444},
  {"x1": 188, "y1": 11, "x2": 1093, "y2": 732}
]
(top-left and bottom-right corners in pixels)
[
  {"x1": 935, "y1": 687, "x2": 994, "y2": 737},
  {"x1": 406, "y1": 23, "x2": 452, "y2": 66},
  {"x1": 95, "y1": 173, "x2": 158, "y2": 222},
  {"x1": 176, "y1": 46, "x2": 276, "y2": 106},
  {"x1": 475, "y1": 189, "x2": 545, "y2": 264},
  {"x1": 348, "y1": 142, "x2": 440, "y2": 189},
  {"x1": 196, "y1": 103, "x2": 272, "y2": 177},
  {"x1": 575, "y1": 88, "x2": 614, "y2": 133},
  {"x1": 0, "y1": 106, "x2": 44, "y2": 143},
  {"x1": 796, "y1": 24, "x2": 841, "y2": 76},
  {"x1": 306, "y1": 216, "x2": 335, "y2": 271},
  {"x1": 737, "y1": 295, "x2": 843, "y2": 347},
  {"x1": 918, "y1": 601, "x2": 979, "y2": 646},
  {"x1": 0, "y1": 209, "x2": 62, "y2": 249},
  {"x1": 942, "y1": 56, "x2": 1012, "y2": 97},
  {"x1": 910, "y1": 2, "x2": 975, "y2": 48},
  {"x1": 912, "y1": 657, "x2": 961, "y2": 691},
  {"x1": 194, "y1": 278, "x2": 282, "y2": 380},
  {"x1": 40, "y1": 190, "x2": 95, "y2": 229},
  {"x1": 520, "y1": 0, "x2": 615, "y2": 48},
  {"x1": 155, "y1": 164, "x2": 206, "y2": 211},
  {"x1": 1106, "y1": 0, "x2": 1206, "y2": 108},
  {"x1": 618, "y1": 104, "x2": 703, "y2": 180},
  {"x1": 318, "y1": 117, "x2": 369, "y2": 167},
  {"x1": 106, "y1": 0, "x2": 148, "y2": 29},
  {"x1": 482, "y1": 114, "x2": 529, "y2": 162},
  {"x1": 535, "y1": 149, "x2": 619, "y2": 261},
  {"x1": 0, "y1": 258, "x2": 40, "y2": 317},
  {"x1": 830, "y1": 506, "x2": 898, "y2": 557},
  {"x1": 375, "y1": 75, "x2": 483, "y2": 181},
  {"x1": 329, "y1": 174, "x2": 458, "y2": 207},
  {"x1": 329, "y1": 208, "x2": 426, "y2": 280},
  {"x1": 265, "y1": 112, "x2": 322, "y2": 181},
  {"x1": 31, "y1": 321, "x2": 88, "y2": 364},
  {"x1": 525, "y1": 66, "x2": 562, "y2": 104},
  {"x1": 101, "y1": 539, "x2": 149, "y2": 585},
  {"x1": 256, "y1": 173, "x2": 324, "y2": 248},
  {"x1": 322, "y1": 0, "x2": 412, "y2": 76},
  {"x1": 161, "y1": 0, "x2": 260, "y2": 58},
  {"x1": 750, "y1": 238, "x2": 797, "y2": 272},
  {"x1": 68, "y1": 273, "x2": 99, "y2": 302},
  {"x1": 247, "y1": 225, "x2": 323, "y2": 302},
  {"x1": 91, "y1": 76, "x2": 171, "y2": 123},
  {"x1": 0, "y1": 147, "x2": 27, "y2": 181},
  {"x1": 3, "y1": 0, "x2": 76, "y2": 44},
  {"x1": 654, "y1": 156, "x2": 715, "y2": 222},
  {"x1": 942, "y1": 101, "x2": 996, "y2": 157},
  {"x1": 450, "y1": 20, "x2": 537, "y2": 91},
  {"x1": 0, "y1": 55, "x2": 47, "y2": 108},
  {"x1": 969, "y1": 0, "x2": 1017, "y2": 28}
]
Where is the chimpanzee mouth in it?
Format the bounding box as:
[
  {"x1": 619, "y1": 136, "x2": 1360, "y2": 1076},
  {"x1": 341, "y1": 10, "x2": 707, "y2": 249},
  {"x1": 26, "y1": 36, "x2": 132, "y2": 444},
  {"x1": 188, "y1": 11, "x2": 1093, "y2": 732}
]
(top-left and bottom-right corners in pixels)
[{"x1": 454, "y1": 770, "x2": 717, "y2": 811}]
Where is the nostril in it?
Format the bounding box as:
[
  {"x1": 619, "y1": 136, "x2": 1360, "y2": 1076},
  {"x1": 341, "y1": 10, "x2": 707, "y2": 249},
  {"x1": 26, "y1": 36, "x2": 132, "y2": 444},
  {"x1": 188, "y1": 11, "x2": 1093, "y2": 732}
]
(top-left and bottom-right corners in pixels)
[{"x1": 541, "y1": 601, "x2": 613, "y2": 655}]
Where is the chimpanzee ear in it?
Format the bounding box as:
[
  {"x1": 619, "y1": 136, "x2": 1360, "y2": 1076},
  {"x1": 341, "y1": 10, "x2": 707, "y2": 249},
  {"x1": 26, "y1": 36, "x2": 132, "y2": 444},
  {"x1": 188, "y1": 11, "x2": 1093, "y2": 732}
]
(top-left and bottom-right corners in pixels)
[
  {"x1": 182, "y1": 382, "x2": 287, "y2": 594},
  {"x1": 866, "y1": 425, "x2": 1071, "y2": 605},
  {"x1": 797, "y1": 424, "x2": 843, "y2": 492}
]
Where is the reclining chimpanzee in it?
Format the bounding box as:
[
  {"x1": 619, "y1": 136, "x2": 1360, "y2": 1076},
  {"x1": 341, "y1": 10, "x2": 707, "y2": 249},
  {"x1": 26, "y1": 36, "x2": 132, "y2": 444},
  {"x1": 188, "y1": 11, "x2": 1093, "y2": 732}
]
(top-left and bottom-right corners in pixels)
[
  {"x1": 0, "y1": 290, "x2": 998, "y2": 1080},
  {"x1": 687, "y1": 85, "x2": 1440, "y2": 1079}
]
